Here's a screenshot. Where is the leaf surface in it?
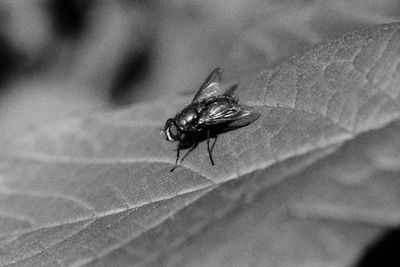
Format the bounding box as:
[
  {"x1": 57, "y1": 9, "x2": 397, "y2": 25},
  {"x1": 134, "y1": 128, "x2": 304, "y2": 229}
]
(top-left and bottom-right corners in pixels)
[{"x1": 1, "y1": 23, "x2": 400, "y2": 266}]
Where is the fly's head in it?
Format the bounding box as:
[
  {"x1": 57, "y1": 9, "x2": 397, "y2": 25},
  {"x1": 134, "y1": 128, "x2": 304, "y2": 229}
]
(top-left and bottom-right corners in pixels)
[{"x1": 162, "y1": 118, "x2": 182, "y2": 142}]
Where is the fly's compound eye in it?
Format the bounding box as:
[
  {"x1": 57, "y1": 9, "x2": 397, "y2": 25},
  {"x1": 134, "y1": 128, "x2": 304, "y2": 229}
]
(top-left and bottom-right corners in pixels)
[{"x1": 164, "y1": 119, "x2": 180, "y2": 142}]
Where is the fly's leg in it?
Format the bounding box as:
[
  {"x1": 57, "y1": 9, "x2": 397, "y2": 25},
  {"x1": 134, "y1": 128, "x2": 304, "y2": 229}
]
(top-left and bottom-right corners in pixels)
[
  {"x1": 180, "y1": 142, "x2": 198, "y2": 165},
  {"x1": 210, "y1": 134, "x2": 218, "y2": 153},
  {"x1": 170, "y1": 145, "x2": 181, "y2": 172},
  {"x1": 207, "y1": 130, "x2": 215, "y2": 165},
  {"x1": 171, "y1": 141, "x2": 198, "y2": 172}
]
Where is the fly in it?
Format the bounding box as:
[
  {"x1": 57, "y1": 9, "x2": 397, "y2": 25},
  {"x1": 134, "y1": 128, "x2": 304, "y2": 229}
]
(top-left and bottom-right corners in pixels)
[{"x1": 162, "y1": 68, "x2": 260, "y2": 172}]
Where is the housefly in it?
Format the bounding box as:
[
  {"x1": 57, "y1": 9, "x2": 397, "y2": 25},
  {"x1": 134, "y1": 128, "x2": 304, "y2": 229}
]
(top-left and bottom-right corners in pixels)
[{"x1": 162, "y1": 68, "x2": 260, "y2": 172}]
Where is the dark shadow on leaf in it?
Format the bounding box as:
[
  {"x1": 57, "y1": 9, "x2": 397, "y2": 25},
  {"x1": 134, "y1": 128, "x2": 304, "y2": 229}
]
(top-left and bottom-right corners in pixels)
[
  {"x1": 47, "y1": 0, "x2": 93, "y2": 38},
  {"x1": 109, "y1": 49, "x2": 152, "y2": 106},
  {"x1": 354, "y1": 227, "x2": 400, "y2": 267},
  {"x1": 0, "y1": 37, "x2": 20, "y2": 91}
]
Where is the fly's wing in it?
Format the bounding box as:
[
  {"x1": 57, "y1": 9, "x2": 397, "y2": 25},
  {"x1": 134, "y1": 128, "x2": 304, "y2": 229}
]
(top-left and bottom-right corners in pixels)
[
  {"x1": 203, "y1": 103, "x2": 260, "y2": 128},
  {"x1": 223, "y1": 84, "x2": 238, "y2": 98},
  {"x1": 192, "y1": 68, "x2": 223, "y2": 103}
]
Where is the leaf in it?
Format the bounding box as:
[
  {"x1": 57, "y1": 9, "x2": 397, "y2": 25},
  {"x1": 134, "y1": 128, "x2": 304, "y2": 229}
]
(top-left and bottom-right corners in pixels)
[{"x1": 1, "y1": 22, "x2": 400, "y2": 266}]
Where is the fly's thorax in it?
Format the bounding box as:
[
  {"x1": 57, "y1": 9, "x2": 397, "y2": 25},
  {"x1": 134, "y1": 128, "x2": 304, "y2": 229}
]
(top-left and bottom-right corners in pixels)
[{"x1": 175, "y1": 104, "x2": 199, "y2": 130}]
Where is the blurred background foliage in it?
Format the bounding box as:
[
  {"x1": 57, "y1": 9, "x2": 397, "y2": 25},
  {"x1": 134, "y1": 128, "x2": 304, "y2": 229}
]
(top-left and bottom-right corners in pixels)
[{"x1": 0, "y1": 0, "x2": 399, "y2": 143}]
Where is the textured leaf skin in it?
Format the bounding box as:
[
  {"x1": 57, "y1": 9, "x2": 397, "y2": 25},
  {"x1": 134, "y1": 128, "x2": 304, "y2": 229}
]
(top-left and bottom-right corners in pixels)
[{"x1": 1, "y1": 23, "x2": 400, "y2": 266}]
